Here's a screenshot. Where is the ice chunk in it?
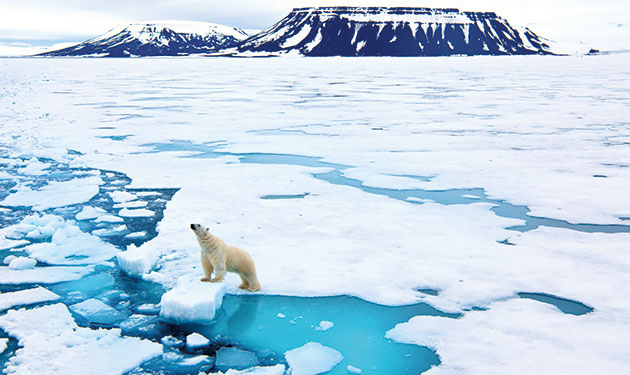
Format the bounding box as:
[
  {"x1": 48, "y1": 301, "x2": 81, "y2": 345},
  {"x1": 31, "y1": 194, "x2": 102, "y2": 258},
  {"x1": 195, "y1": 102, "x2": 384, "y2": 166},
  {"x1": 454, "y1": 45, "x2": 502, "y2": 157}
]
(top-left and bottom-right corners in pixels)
[
  {"x1": 3, "y1": 255, "x2": 17, "y2": 265},
  {"x1": 116, "y1": 244, "x2": 161, "y2": 277},
  {"x1": 0, "y1": 304, "x2": 161, "y2": 374},
  {"x1": 125, "y1": 231, "x2": 147, "y2": 239},
  {"x1": 0, "y1": 287, "x2": 60, "y2": 311},
  {"x1": 207, "y1": 364, "x2": 286, "y2": 375},
  {"x1": 94, "y1": 215, "x2": 125, "y2": 223},
  {"x1": 120, "y1": 314, "x2": 159, "y2": 337},
  {"x1": 110, "y1": 191, "x2": 138, "y2": 203},
  {"x1": 8, "y1": 257, "x2": 37, "y2": 270},
  {"x1": 113, "y1": 200, "x2": 148, "y2": 208},
  {"x1": 0, "y1": 176, "x2": 102, "y2": 210},
  {"x1": 75, "y1": 206, "x2": 107, "y2": 220},
  {"x1": 277, "y1": 313, "x2": 286, "y2": 318},
  {"x1": 0, "y1": 265, "x2": 94, "y2": 284},
  {"x1": 119, "y1": 208, "x2": 155, "y2": 217},
  {"x1": 186, "y1": 332, "x2": 210, "y2": 350},
  {"x1": 69, "y1": 298, "x2": 127, "y2": 326},
  {"x1": 161, "y1": 335, "x2": 184, "y2": 348},
  {"x1": 93, "y1": 225, "x2": 128, "y2": 237},
  {"x1": 159, "y1": 276, "x2": 226, "y2": 324},
  {"x1": 0, "y1": 238, "x2": 29, "y2": 251},
  {"x1": 136, "y1": 303, "x2": 160, "y2": 315},
  {"x1": 24, "y1": 222, "x2": 118, "y2": 265},
  {"x1": 284, "y1": 342, "x2": 343, "y2": 375},
  {"x1": 0, "y1": 338, "x2": 7, "y2": 354},
  {"x1": 215, "y1": 347, "x2": 259, "y2": 371},
  {"x1": 315, "y1": 320, "x2": 334, "y2": 331},
  {"x1": 347, "y1": 365, "x2": 362, "y2": 374}
]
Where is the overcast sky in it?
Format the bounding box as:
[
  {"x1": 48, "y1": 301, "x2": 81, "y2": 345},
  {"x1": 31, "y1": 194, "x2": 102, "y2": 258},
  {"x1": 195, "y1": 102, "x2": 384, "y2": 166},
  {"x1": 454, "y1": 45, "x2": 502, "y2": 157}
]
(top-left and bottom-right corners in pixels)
[{"x1": 1, "y1": 0, "x2": 628, "y2": 51}]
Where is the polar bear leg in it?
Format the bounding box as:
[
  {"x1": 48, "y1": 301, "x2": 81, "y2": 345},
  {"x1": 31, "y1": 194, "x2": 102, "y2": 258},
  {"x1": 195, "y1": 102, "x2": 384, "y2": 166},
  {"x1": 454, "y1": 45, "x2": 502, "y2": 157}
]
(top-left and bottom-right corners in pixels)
[
  {"x1": 210, "y1": 261, "x2": 226, "y2": 282},
  {"x1": 238, "y1": 274, "x2": 250, "y2": 289},
  {"x1": 200, "y1": 253, "x2": 213, "y2": 282}
]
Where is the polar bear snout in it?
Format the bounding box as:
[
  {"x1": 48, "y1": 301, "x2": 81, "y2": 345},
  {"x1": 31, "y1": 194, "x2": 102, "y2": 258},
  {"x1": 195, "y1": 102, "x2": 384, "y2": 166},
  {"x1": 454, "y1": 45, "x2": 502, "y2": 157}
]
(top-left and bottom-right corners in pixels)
[{"x1": 190, "y1": 223, "x2": 197, "y2": 230}]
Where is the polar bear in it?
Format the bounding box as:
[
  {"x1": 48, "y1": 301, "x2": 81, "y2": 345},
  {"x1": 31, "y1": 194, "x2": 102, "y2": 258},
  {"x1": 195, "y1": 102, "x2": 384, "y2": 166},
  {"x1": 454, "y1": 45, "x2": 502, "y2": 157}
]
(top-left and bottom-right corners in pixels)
[{"x1": 190, "y1": 223, "x2": 261, "y2": 292}]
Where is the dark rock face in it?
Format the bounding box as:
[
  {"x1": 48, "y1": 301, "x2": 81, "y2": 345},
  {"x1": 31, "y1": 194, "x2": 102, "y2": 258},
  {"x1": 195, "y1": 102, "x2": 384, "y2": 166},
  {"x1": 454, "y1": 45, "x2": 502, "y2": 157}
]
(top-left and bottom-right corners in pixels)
[
  {"x1": 40, "y1": 22, "x2": 248, "y2": 57},
  {"x1": 236, "y1": 7, "x2": 553, "y2": 56}
]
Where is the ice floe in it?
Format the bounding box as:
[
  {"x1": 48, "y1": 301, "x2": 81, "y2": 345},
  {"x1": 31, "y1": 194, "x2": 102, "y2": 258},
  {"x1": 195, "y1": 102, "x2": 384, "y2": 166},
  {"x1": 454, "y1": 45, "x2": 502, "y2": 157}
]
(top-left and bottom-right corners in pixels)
[
  {"x1": 315, "y1": 320, "x2": 334, "y2": 331},
  {"x1": 0, "y1": 304, "x2": 161, "y2": 374},
  {"x1": 7, "y1": 257, "x2": 36, "y2": 270},
  {"x1": 70, "y1": 298, "x2": 127, "y2": 326},
  {"x1": 0, "y1": 287, "x2": 59, "y2": 311},
  {"x1": 159, "y1": 276, "x2": 226, "y2": 324},
  {"x1": 0, "y1": 176, "x2": 102, "y2": 211},
  {"x1": 185, "y1": 332, "x2": 210, "y2": 350},
  {"x1": 119, "y1": 208, "x2": 155, "y2": 217},
  {"x1": 284, "y1": 342, "x2": 343, "y2": 375}
]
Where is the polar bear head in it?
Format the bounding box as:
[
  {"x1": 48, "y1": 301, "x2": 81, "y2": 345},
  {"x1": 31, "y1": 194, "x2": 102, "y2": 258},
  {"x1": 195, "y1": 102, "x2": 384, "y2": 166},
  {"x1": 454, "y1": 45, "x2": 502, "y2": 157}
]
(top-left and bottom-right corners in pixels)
[{"x1": 190, "y1": 223, "x2": 209, "y2": 236}]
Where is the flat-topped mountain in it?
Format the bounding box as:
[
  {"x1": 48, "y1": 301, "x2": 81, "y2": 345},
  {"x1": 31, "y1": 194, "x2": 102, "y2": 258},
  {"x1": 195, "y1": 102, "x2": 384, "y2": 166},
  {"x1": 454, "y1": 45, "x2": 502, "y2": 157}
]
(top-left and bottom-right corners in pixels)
[
  {"x1": 233, "y1": 7, "x2": 553, "y2": 56},
  {"x1": 41, "y1": 21, "x2": 248, "y2": 57}
]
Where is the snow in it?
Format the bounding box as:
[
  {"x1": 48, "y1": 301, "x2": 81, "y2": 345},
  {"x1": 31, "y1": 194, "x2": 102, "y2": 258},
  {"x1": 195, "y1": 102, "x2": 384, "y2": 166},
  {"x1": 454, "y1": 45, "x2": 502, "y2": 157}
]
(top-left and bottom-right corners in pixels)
[
  {"x1": 284, "y1": 342, "x2": 343, "y2": 375},
  {"x1": 386, "y1": 298, "x2": 630, "y2": 374},
  {"x1": 0, "y1": 338, "x2": 7, "y2": 354},
  {"x1": 0, "y1": 304, "x2": 161, "y2": 375},
  {"x1": 185, "y1": 332, "x2": 210, "y2": 349},
  {"x1": 159, "y1": 276, "x2": 226, "y2": 324},
  {"x1": 7, "y1": 256, "x2": 36, "y2": 270},
  {"x1": 0, "y1": 176, "x2": 102, "y2": 210},
  {"x1": 281, "y1": 24, "x2": 312, "y2": 48},
  {"x1": 315, "y1": 320, "x2": 334, "y2": 331},
  {"x1": 0, "y1": 287, "x2": 59, "y2": 311}
]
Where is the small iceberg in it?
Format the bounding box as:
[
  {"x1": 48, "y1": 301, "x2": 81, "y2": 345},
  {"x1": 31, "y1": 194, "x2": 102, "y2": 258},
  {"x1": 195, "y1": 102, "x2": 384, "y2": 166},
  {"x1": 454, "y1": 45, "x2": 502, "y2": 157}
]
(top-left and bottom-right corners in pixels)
[{"x1": 159, "y1": 276, "x2": 226, "y2": 324}]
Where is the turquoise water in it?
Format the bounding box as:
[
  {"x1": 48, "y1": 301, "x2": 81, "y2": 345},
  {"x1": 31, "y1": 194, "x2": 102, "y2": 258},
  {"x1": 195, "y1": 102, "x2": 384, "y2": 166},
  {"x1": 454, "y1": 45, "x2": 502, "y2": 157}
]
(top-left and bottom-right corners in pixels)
[{"x1": 186, "y1": 294, "x2": 458, "y2": 375}]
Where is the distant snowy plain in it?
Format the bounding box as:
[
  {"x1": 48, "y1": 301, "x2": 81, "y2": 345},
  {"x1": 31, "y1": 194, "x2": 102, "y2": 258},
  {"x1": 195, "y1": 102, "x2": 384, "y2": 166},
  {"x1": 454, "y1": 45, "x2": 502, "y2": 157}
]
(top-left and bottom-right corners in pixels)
[{"x1": 1, "y1": 56, "x2": 630, "y2": 374}]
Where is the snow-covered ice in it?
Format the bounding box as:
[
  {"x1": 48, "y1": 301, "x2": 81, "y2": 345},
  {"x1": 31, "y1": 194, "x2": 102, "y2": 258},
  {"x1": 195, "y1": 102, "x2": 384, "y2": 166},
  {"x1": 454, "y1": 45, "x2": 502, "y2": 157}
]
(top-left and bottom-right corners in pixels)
[
  {"x1": 284, "y1": 342, "x2": 343, "y2": 375},
  {"x1": 0, "y1": 176, "x2": 102, "y2": 211},
  {"x1": 0, "y1": 304, "x2": 161, "y2": 375},
  {"x1": 0, "y1": 287, "x2": 59, "y2": 311},
  {"x1": 7, "y1": 257, "x2": 36, "y2": 270},
  {"x1": 185, "y1": 332, "x2": 210, "y2": 349},
  {"x1": 159, "y1": 276, "x2": 226, "y2": 324},
  {"x1": 0, "y1": 338, "x2": 7, "y2": 354},
  {"x1": 75, "y1": 206, "x2": 107, "y2": 220},
  {"x1": 315, "y1": 320, "x2": 334, "y2": 331}
]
